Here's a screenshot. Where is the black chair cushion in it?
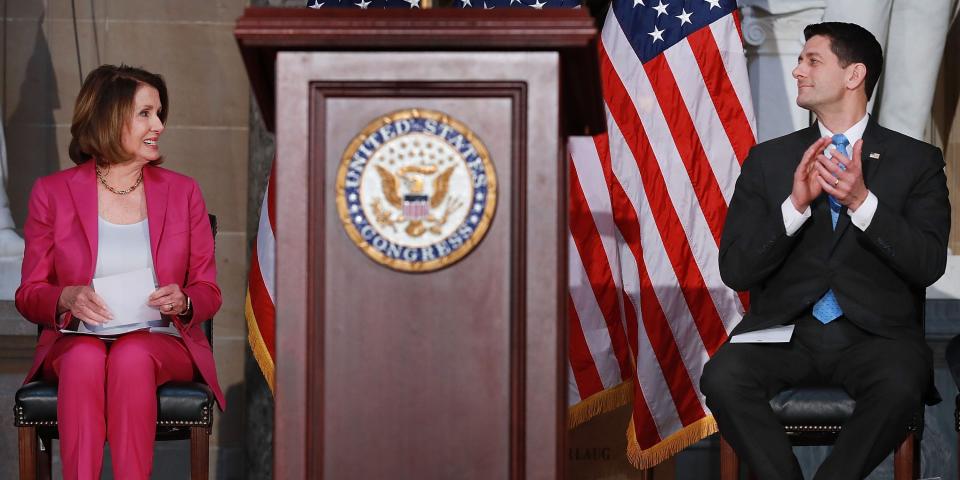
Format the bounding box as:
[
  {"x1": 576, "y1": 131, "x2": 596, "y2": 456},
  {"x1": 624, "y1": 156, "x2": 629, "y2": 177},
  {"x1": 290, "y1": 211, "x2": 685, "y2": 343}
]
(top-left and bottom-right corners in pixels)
[
  {"x1": 157, "y1": 382, "x2": 214, "y2": 425},
  {"x1": 15, "y1": 380, "x2": 214, "y2": 427},
  {"x1": 14, "y1": 381, "x2": 58, "y2": 425},
  {"x1": 769, "y1": 387, "x2": 855, "y2": 427},
  {"x1": 771, "y1": 386, "x2": 923, "y2": 441}
]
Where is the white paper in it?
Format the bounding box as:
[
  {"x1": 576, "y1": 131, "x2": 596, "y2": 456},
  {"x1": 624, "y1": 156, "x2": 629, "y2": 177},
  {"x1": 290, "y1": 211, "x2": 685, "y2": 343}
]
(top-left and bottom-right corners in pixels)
[
  {"x1": 729, "y1": 324, "x2": 795, "y2": 344},
  {"x1": 90, "y1": 267, "x2": 160, "y2": 328},
  {"x1": 61, "y1": 322, "x2": 180, "y2": 339},
  {"x1": 65, "y1": 323, "x2": 149, "y2": 336}
]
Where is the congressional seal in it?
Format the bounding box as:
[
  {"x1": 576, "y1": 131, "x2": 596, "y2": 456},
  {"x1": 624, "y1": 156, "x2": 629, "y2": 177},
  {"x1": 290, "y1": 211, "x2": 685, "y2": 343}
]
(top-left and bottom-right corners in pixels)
[{"x1": 336, "y1": 108, "x2": 497, "y2": 272}]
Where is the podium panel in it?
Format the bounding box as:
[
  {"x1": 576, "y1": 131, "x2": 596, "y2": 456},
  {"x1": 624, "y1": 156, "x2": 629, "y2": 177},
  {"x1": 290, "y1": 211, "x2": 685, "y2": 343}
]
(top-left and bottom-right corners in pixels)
[{"x1": 275, "y1": 52, "x2": 566, "y2": 479}]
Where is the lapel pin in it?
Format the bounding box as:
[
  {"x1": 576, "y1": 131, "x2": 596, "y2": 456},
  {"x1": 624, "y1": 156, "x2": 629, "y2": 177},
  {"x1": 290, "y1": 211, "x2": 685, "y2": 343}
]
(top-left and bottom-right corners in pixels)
[{"x1": 868, "y1": 152, "x2": 880, "y2": 159}]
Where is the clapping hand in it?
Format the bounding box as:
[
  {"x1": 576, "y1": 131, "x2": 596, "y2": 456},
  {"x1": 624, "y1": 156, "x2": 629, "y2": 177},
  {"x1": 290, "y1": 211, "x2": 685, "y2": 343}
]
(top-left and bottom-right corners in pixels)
[
  {"x1": 790, "y1": 137, "x2": 832, "y2": 212},
  {"x1": 815, "y1": 139, "x2": 868, "y2": 211}
]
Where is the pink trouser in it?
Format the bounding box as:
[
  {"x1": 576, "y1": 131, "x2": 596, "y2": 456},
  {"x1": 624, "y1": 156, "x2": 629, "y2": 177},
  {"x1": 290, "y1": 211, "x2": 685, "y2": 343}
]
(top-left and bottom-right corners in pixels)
[{"x1": 41, "y1": 331, "x2": 195, "y2": 480}]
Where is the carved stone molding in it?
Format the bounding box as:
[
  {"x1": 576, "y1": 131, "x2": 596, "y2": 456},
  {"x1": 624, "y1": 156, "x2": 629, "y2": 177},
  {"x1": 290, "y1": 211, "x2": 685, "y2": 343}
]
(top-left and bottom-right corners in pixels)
[{"x1": 739, "y1": 3, "x2": 825, "y2": 55}]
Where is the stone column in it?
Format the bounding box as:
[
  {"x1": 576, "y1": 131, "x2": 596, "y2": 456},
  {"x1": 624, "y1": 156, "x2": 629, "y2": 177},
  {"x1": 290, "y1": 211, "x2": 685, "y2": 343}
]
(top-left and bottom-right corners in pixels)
[
  {"x1": 739, "y1": 0, "x2": 825, "y2": 142},
  {"x1": 0, "y1": 112, "x2": 25, "y2": 300}
]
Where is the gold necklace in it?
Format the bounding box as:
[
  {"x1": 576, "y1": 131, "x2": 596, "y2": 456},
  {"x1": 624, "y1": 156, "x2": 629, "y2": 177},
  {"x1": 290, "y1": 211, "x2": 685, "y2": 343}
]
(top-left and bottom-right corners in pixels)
[{"x1": 96, "y1": 166, "x2": 143, "y2": 195}]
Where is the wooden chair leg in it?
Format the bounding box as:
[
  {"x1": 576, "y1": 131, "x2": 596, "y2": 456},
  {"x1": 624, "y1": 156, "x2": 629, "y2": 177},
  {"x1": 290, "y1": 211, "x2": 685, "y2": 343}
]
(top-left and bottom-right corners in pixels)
[
  {"x1": 37, "y1": 436, "x2": 51, "y2": 480},
  {"x1": 190, "y1": 426, "x2": 210, "y2": 480},
  {"x1": 893, "y1": 432, "x2": 917, "y2": 480},
  {"x1": 719, "y1": 435, "x2": 739, "y2": 480},
  {"x1": 18, "y1": 427, "x2": 38, "y2": 480}
]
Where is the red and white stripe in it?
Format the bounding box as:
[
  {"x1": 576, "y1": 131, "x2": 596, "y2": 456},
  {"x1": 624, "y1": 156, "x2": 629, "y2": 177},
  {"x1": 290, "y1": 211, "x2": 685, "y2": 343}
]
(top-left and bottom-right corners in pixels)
[
  {"x1": 255, "y1": 180, "x2": 277, "y2": 305},
  {"x1": 246, "y1": 168, "x2": 277, "y2": 386},
  {"x1": 568, "y1": 137, "x2": 634, "y2": 405},
  {"x1": 566, "y1": 5, "x2": 755, "y2": 468}
]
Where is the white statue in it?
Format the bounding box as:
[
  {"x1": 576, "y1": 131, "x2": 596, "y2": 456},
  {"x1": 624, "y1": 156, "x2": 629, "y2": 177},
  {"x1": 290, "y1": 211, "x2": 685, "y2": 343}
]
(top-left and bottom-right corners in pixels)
[
  {"x1": 823, "y1": 0, "x2": 958, "y2": 141},
  {"x1": 740, "y1": 0, "x2": 958, "y2": 141},
  {"x1": 0, "y1": 111, "x2": 25, "y2": 300}
]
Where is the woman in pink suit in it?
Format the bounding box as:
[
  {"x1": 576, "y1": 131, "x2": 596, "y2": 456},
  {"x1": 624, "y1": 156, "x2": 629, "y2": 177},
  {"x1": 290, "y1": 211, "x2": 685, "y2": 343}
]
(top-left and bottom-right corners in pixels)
[{"x1": 15, "y1": 64, "x2": 224, "y2": 480}]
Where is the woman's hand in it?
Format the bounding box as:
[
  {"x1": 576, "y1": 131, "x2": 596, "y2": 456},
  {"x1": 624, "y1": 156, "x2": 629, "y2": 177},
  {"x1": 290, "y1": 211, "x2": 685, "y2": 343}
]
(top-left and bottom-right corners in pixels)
[
  {"x1": 149, "y1": 284, "x2": 188, "y2": 316},
  {"x1": 58, "y1": 286, "x2": 112, "y2": 327}
]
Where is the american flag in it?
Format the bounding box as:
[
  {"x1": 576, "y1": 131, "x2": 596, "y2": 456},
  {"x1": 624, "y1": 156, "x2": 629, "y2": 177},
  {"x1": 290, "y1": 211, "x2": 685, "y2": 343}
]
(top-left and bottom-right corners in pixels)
[
  {"x1": 568, "y1": 0, "x2": 754, "y2": 467},
  {"x1": 246, "y1": 165, "x2": 276, "y2": 391},
  {"x1": 248, "y1": 0, "x2": 754, "y2": 468}
]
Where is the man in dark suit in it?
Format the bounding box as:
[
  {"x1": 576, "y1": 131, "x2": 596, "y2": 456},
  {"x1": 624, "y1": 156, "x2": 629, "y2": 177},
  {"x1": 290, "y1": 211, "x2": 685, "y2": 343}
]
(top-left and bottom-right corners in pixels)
[{"x1": 700, "y1": 22, "x2": 950, "y2": 479}]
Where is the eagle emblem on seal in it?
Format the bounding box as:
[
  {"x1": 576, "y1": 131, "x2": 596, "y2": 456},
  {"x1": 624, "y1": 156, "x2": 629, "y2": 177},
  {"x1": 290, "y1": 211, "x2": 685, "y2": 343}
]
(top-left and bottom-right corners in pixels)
[{"x1": 372, "y1": 163, "x2": 462, "y2": 238}]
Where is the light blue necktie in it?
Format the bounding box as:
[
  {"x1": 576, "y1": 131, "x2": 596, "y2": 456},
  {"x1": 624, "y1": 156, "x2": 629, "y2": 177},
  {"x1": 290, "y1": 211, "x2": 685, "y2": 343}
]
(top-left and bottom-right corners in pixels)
[{"x1": 811, "y1": 133, "x2": 849, "y2": 324}]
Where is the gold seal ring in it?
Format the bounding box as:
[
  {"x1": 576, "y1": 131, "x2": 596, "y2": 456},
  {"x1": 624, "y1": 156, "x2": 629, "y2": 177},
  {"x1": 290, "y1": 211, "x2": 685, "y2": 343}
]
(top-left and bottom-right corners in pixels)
[
  {"x1": 833, "y1": 178, "x2": 840, "y2": 187},
  {"x1": 165, "y1": 303, "x2": 173, "y2": 310}
]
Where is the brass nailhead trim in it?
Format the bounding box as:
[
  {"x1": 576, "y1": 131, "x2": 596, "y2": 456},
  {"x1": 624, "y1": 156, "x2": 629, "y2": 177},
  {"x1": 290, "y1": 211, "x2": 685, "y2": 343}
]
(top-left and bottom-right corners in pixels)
[
  {"x1": 15, "y1": 404, "x2": 212, "y2": 427},
  {"x1": 785, "y1": 419, "x2": 922, "y2": 434},
  {"x1": 784, "y1": 425, "x2": 842, "y2": 432},
  {"x1": 14, "y1": 405, "x2": 58, "y2": 427}
]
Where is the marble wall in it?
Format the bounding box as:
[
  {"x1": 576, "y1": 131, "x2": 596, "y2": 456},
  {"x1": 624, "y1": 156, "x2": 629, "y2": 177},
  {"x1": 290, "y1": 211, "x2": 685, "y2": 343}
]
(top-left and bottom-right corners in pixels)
[{"x1": 0, "y1": 0, "x2": 251, "y2": 478}]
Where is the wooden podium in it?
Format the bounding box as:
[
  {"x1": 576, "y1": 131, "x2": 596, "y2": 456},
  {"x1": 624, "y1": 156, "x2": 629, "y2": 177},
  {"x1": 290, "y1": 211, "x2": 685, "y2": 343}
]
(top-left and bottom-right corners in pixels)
[{"x1": 236, "y1": 9, "x2": 603, "y2": 479}]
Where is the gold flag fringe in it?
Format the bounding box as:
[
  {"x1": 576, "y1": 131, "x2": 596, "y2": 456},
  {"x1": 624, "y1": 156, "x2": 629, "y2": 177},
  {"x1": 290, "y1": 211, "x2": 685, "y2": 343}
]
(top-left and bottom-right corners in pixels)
[
  {"x1": 245, "y1": 292, "x2": 276, "y2": 394},
  {"x1": 626, "y1": 415, "x2": 717, "y2": 469},
  {"x1": 567, "y1": 381, "x2": 634, "y2": 429}
]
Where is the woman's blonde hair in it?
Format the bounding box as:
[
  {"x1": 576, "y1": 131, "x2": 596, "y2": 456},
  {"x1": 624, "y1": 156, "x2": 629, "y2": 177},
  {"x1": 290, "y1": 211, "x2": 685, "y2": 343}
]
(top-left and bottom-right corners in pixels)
[{"x1": 68, "y1": 64, "x2": 168, "y2": 165}]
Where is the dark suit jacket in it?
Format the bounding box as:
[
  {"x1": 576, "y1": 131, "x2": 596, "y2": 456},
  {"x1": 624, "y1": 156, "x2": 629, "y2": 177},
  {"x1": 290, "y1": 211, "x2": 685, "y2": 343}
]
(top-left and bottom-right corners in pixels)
[{"x1": 719, "y1": 120, "x2": 950, "y2": 349}]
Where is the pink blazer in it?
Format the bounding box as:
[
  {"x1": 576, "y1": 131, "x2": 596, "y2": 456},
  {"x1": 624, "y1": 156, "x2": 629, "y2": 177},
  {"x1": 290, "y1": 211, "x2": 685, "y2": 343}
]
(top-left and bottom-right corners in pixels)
[{"x1": 15, "y1": 161, "x2": 225, "y2": 409}]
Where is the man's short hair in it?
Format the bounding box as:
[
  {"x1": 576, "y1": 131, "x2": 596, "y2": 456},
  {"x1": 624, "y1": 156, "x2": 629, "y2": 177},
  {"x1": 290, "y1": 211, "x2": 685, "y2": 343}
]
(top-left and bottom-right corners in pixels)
[
  {"x1": 69, "y1": 64, "x2": 168, "y2": 165},
  {"x1": 804, "y1": 22, "x2": 884, "y2": 100}
]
